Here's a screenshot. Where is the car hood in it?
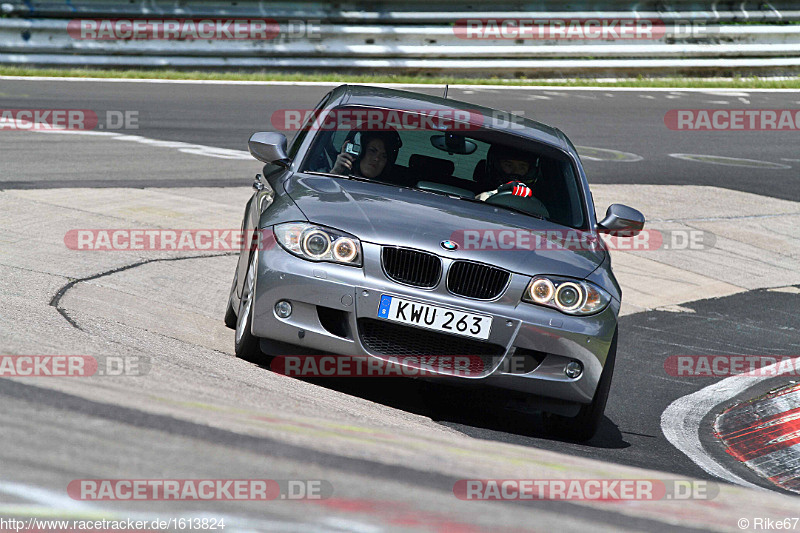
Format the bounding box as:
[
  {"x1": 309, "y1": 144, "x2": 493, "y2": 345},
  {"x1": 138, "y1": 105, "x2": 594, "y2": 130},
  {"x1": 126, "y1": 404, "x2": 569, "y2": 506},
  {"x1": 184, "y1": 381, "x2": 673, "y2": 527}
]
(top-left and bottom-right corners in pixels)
[{"x1": 284, "y1": 173, "x2": 605, "y2": 278}]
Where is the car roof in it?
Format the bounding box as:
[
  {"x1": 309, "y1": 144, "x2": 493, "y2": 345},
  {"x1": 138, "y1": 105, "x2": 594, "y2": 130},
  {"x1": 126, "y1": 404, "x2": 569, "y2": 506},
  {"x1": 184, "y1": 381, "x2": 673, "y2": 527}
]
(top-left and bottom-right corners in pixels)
[{"x1": 335, "y1": 84, "x2": 568, "y2": 151}]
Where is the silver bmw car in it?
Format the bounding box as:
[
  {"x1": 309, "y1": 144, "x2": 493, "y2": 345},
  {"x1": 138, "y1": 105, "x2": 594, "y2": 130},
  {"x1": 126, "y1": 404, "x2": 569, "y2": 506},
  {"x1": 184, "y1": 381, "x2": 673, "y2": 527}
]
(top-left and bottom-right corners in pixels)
[{"x1": 225, "y1": 85, "x2": 644, "y2": 441}]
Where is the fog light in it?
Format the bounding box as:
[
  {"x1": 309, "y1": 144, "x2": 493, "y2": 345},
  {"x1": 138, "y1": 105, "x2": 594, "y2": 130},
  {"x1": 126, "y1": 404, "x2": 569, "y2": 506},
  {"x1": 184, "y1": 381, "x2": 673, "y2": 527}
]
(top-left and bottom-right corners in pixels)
[
  {"x1": 275, "y1": 300, "x2": 292, "y2": 318},
  {"x1": 565, "y1": 361, "x2": 583, "y2": 379}
]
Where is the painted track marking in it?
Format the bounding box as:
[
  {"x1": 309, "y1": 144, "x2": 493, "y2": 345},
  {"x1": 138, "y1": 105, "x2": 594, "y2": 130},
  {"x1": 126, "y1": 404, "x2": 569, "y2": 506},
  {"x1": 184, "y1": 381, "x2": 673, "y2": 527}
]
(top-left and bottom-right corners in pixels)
[{"x1": 661, "y1": 356, "x2": 800, "y2": 489}]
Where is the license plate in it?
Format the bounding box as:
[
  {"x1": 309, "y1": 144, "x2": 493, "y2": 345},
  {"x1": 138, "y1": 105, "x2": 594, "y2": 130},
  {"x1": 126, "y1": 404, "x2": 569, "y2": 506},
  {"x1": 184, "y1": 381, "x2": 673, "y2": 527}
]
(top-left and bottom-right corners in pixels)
[{"x1": 377, "y1": 295, "x2": 492, "y2": 340}]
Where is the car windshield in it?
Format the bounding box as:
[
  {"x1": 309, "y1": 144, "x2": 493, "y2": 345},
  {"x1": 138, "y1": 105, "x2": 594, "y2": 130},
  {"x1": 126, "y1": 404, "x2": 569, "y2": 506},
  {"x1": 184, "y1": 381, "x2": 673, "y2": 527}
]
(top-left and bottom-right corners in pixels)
[{"x1": 299, "y1": 105, "x2": 586, "y2": 229}]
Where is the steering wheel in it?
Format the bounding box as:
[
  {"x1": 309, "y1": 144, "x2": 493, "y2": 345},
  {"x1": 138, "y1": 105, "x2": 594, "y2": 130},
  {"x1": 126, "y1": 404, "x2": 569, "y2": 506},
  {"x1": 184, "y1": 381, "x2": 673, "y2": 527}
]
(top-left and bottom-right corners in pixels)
[{"x1": 485, "y1": 190, "x2": 550, "y2": 219}]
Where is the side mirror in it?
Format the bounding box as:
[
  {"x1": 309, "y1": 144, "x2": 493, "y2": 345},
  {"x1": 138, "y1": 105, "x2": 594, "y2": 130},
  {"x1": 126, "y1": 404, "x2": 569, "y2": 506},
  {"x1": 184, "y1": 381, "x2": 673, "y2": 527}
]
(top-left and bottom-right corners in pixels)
[
  {"x1": 248, "y1": 132, "x2": 291, "y2": 167},
  {"x1": 597, "y1": 204, "x2": 645, "y2": 236}
]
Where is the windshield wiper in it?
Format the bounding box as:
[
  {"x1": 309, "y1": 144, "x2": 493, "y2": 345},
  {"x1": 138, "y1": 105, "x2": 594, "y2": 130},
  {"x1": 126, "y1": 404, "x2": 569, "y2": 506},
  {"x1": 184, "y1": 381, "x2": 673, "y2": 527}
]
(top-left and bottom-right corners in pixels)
[
  {"x1": 453, "y1": 195, "x2": 546, "y2": 220},
  {"x1": 302, "y1": 171, "x2": 346, "y2": 178},
  {"x1": 415, "y1": 187, "x2": 467, "y2": 200},
  {"x1": 302, "y1": 171, "x2": 384, "y2": 185}
]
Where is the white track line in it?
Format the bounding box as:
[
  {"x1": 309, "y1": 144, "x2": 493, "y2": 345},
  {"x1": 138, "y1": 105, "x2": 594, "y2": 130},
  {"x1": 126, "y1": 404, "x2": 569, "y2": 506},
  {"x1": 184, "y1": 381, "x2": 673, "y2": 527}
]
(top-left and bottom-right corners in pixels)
[
  {"x1": 661, "y1": 356, "x2": 800, "y2": 490},
  {"x1": 669, "y1": 153, "x2": 792, "y2": 169},
  {"x1": 2, "y1": 125, "x2": 252, "y2": 160},
  {"x1": 0, "y1": 481, "x2": 92, "y2": 511},
  {"x1": 2, "y1": 75, "x2": 800, "y2": 92}
]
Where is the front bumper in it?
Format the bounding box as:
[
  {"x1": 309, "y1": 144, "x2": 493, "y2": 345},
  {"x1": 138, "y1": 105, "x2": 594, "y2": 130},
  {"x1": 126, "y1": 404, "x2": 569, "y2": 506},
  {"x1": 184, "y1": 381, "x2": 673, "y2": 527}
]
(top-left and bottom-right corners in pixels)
[{"x1": 251, "y1": 239, "x2": 619, "y2": 405}]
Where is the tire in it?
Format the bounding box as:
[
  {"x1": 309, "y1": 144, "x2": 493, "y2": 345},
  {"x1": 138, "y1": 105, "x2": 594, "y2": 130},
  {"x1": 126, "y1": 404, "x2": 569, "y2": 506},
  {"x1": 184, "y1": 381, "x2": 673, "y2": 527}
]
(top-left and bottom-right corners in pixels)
[
  {"x1": 224, "y1": 300, "x2": 237, "y2": 330},
  {"x1": 234, "y1": 253, "x2": 263, "y2": 362},
  {"x1": 543, "y1": 328, "x2": 618, "y2": 442},
  {"x1": 223, "y1": 268, "x2": 238, "y2": 330}
]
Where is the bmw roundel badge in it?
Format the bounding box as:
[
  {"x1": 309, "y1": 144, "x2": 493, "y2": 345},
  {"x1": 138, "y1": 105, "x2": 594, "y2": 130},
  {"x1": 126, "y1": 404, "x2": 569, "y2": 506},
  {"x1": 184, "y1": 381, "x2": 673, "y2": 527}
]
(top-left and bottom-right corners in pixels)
[{"x1": 440, "y1": 240, "x2": 458, "y2": 251}]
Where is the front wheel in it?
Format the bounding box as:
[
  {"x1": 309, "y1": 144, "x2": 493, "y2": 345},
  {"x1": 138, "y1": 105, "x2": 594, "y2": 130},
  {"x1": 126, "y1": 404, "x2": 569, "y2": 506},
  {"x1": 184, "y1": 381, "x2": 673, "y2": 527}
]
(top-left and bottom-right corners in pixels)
[
  {"x1": 224, "y1": 267, "x2": 238, "y2": 330},
  {"x1": 234, "y1": 253, "x2": 262, "y2": 362},
  {"x1": 543, "y1": 328, "x2": 618, "y2": 442}
]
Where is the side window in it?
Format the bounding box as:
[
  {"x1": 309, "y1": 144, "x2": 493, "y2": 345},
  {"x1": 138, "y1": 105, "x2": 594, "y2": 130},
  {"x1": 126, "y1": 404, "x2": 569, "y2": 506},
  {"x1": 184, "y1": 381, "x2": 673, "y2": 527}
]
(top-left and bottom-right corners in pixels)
[
  {"x1": 560, "y1": 161, "x2": 585, "y2": 228},
  {"x1": 331, "y1": 128, "x2": 350, "y2": 152},
  {"x1": 288, "y1": 92, "x2": 332, "y2": 159}
]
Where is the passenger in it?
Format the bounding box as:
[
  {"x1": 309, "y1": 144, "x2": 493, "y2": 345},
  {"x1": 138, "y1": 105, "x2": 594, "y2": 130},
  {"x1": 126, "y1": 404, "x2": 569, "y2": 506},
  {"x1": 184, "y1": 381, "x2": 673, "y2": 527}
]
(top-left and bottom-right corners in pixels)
[{"x1": 331, "y1": 130, "x2": 402, "y2": 180}]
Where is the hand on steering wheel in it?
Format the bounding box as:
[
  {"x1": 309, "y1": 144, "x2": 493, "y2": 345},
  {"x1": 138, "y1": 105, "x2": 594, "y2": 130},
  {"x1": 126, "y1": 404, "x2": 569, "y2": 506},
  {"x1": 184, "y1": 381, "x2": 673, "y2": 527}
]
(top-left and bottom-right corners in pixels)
[{"x1": 497, "y1": 181, "x2": 533, "y2": 198}]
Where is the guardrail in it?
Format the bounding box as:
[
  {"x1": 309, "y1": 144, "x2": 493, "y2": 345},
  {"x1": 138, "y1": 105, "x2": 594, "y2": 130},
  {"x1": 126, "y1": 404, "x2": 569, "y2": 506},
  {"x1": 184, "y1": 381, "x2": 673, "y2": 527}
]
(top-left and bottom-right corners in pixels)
[
  {"x1": 2, "y1": 1, "x2": 800, "y2": 76},
  {"x1": 5, "y1": 1, "x2": 800, "y2": 22}
]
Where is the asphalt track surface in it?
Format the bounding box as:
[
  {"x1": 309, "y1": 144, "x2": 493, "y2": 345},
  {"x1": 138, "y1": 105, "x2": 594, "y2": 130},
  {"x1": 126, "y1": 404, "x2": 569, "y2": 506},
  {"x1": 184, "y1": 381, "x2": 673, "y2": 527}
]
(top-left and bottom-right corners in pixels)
[{"x1": 1, "y1": 79, "x2": 799, "y2": 531}]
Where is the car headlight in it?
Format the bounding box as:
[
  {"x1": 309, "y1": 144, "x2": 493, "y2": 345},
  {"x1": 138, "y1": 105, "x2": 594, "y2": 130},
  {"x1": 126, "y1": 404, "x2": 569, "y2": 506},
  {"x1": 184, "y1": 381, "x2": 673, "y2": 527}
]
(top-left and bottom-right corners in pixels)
[
  {"x1": 273, "y1": 222, "x2": 362, "y2": 266},
  {"x1": 523, "y1": 276, "x2": 611, "y2": 316}
]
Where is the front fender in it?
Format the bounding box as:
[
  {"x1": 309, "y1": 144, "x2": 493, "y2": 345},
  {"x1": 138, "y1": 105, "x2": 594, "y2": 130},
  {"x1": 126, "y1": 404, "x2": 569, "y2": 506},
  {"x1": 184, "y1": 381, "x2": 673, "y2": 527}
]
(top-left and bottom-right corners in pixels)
[{"x1": 234, "y1": 179, "x2": 308, "y2": 302}]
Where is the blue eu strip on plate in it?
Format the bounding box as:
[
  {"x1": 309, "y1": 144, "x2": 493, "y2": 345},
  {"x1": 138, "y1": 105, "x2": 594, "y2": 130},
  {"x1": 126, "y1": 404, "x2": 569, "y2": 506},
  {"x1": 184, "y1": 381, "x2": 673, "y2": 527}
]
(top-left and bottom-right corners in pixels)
[{"x1": 378, "y1": 295, "x2": 392, "y2": 318}]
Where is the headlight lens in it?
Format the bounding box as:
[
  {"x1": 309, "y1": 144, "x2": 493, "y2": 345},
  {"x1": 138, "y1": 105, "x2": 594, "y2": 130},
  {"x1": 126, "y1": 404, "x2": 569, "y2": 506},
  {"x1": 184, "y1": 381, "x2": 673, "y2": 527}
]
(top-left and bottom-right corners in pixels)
[
  {"x1": 274, "y1": 222, "x2": 362, "y2": 266},
  {"x1": 332, "y1": 237, "x2": 358, "y2": 262},
  {"x1": 523, "y1": 276, "x2": 611, "y2": 316},
  {"x1": 555, "y1": 282, "x2": 582, "y2": 311},
  {"x1": 529, "y1": 278, "x2": 555, "y2": 304},
  {"x1": 302, "y1": 229, "x2": 331, "y2": 258}
]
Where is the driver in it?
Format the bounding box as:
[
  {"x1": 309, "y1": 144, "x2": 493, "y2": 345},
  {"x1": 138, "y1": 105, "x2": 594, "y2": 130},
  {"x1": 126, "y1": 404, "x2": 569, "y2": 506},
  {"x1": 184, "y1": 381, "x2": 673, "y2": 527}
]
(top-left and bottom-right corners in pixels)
[
  {"x1": 475, "y1": 144, "x2": 537, "y2": 201},
  {"x1": 331, "y1": 129, "x2": 402, "y2": 180}
]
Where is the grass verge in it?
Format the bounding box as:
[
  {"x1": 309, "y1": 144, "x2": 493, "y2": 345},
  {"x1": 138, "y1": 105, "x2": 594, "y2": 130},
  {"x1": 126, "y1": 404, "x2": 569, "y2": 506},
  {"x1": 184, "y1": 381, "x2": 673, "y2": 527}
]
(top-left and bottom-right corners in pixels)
[{"x1": 2, "y1": 66, "x2": 800, "y2": 88}]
